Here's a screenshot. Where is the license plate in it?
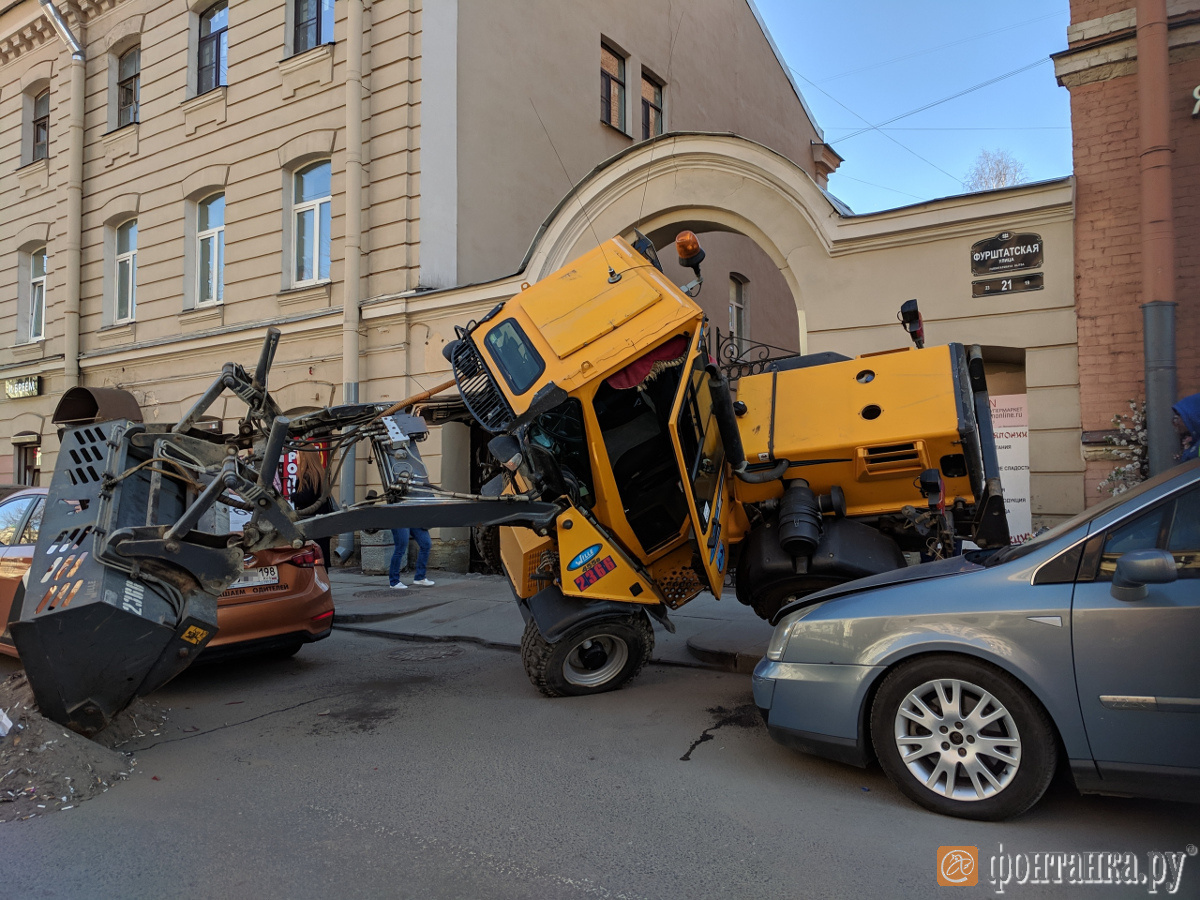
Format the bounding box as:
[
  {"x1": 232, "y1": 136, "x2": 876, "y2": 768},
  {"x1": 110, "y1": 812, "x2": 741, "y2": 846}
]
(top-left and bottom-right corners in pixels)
[{"x1": 229, "y1": 565, "x2": 279, "y2": 588}]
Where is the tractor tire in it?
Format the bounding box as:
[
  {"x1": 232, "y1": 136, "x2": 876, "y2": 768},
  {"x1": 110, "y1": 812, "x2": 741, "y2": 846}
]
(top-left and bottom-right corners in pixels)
[
  {"x1": 520, "y1": 613, "x2": 654, "y2": 697},
  {"x1": 472, "y1": 525, "x2": 503, "y2": 574}
]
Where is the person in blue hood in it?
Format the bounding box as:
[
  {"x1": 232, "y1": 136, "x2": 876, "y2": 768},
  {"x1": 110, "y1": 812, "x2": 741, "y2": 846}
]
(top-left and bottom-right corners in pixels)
[{"x1": 1173, "y1": 392, "x2": 1200, "y2": 462}]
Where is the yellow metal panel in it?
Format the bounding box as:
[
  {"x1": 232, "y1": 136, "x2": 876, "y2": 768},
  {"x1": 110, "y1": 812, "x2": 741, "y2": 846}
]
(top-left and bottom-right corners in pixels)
[
  {"x1": 735, "y1": 345, "x2": 973, "y2": 516},
  {"x1": 499, "y1": 525, "x2": 553, "y2": 600},
  {"x1": 524, "y1": 277, "x2": 663, "y2": 358},
  {"x1": 556, "y1": 509, "x2": 661, "y2": 605}
]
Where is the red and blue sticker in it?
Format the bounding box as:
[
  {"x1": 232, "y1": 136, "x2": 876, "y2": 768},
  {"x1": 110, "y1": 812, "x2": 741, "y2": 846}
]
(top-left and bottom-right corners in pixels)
[
  {"x1": 568, "y1": 543, "x2": 616, "y2": 590},
  {"x1": 574, "y1": 555, "x2": 616, "y2": 591}
]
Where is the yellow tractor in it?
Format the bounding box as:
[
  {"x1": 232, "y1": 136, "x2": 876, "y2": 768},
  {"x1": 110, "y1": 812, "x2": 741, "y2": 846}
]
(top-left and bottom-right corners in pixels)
[
  {"x1": 13, "y1": 232, "x2": 1006, "y2": 732},
  {"x1": 447, "y1": 232, "x2": 1007, "y2": 696}
]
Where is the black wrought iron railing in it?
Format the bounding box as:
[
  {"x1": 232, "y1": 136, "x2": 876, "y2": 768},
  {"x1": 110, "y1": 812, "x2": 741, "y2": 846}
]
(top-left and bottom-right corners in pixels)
[{"x1": 713, "y1": 328, "x2": 799, "y2": 380}]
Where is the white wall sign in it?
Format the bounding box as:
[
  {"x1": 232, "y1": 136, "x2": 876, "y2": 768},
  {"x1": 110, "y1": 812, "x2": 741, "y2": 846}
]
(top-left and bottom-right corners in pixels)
[{"x1": 990, "y1": 394, "x2": 1032, "y2": 544}]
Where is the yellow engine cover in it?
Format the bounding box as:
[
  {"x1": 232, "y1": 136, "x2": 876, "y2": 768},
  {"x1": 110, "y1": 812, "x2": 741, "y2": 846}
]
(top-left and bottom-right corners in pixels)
[{"x1": 735, "y1": 345, "x2": 973, "y2": 516}]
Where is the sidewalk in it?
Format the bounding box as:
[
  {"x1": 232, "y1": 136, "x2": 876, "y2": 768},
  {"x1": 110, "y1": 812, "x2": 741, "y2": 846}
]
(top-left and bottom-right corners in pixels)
[{"x1": 328, "y1": 568, "x2": 774, "y2": 674}]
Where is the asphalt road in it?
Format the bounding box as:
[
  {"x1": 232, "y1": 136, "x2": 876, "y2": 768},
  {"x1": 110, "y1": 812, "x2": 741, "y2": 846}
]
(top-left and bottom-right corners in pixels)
[{"x1": 0, "y1": 631, "x2": 1195, "y2": 899}]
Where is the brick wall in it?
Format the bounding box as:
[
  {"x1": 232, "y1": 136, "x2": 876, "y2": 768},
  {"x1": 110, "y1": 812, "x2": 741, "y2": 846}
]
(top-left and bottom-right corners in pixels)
[
  {"x1": 1072, "y1": 1, "x2": 1132, "y2": 25},
  {"x1": 1069, "y1": 42, "x2": 1200, "y2": 497}
]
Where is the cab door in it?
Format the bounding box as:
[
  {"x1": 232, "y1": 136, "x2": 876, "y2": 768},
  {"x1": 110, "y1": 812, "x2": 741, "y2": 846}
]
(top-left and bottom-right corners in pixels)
[
  {"x1": 1071, "y1": 485, "x2": 1200, "y2": 772},
  {"x1": 668, "y1": 324, "x2": 735, "y2": 596}
]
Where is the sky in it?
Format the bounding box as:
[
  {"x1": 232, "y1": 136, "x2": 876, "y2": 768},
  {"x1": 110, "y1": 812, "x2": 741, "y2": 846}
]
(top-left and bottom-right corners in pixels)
[{"x1": 751, "y1": 0, "x2": 1074, "y2": 214}]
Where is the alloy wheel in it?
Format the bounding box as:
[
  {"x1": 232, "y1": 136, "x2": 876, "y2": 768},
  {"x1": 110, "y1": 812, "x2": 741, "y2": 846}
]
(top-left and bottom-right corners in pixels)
[{"x1": 892, "y1": 677, "x2": 1022, "y2": 801}]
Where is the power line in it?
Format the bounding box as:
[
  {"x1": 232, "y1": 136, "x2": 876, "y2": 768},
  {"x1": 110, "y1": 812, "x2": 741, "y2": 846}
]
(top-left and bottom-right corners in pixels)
[
  {"x1": 818, "y1": 12, "x2": 1061, "y2": 83},
  {"x1": 832, "y1": 173, "x2": 927, "y2": 203},
  {"x1": 834, "y1": 58, "x2": 1053, "y2": 142},
  {"x1": 790, "y1": 66, "x2": 966, "y2": 188}
]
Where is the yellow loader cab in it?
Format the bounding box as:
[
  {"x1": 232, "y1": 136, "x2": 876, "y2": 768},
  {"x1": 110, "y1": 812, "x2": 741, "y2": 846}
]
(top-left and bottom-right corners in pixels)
[{"x1": 445, "y1": 234, "x2": 1008, "y2": 696}]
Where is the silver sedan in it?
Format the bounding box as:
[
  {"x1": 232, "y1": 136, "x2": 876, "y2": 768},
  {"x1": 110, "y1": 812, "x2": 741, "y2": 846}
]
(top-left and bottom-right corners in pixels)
[{"x1": 753, "y1": 460, "x2": 1200, "y2": 820}]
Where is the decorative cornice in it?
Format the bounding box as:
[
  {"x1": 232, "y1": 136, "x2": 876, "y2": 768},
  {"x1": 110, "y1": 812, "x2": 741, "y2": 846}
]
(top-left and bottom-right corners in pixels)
[
  {"x1": 0, "y1": 0, "x2": 120, "y2": 67},
  {"x1": 1054, "y1": 6, "x2": 1200, "y2": 88},
  {"x1": 0, "y1": 16, "x2": 56, "y2": 66}
]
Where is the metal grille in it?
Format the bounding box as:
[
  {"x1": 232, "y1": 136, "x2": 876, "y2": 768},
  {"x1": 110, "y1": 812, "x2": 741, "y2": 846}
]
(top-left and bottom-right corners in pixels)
[
  {"x1": 863, "y1": 443, "x2": 922, "y2": 473},
  {"x1": 450, "y1": 336, "x2": 514, "y2": 433},
  {"x1": 64, "y1": 428, "x2": 108, "y2": 486}
]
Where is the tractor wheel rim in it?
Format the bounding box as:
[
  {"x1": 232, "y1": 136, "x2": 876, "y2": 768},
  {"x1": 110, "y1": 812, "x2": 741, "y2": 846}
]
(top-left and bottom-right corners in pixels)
[
  {"x1": 562, "y1": 634, "x2": 628, "y2": 687},
  {"x1": 892, "y1": 677, "x2": 1022, "y2": 802}
]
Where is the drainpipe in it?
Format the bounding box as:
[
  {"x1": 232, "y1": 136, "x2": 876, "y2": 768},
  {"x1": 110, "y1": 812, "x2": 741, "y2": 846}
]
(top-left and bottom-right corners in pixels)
[
  {"x1": 336, "y1": 0, "x2": 365, "y2": 561},
  {"x1": 39, "y1": 0, "x2": 83, "y2": 391},
  {"x1": 1137, "y1": 0, "x2": 1178, "y2": 475}
]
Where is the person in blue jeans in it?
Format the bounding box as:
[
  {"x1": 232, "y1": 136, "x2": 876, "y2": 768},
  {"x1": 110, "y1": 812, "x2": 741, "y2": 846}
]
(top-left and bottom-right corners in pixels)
[{"x1": 389, "y1": 527, "x2": 434, "y2": 589}]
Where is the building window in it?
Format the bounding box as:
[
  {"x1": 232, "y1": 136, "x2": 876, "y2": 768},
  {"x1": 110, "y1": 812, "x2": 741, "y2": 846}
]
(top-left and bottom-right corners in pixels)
[
  {"x1": 641, "y1": 74, "x2": 663, "y2": 140},
  {"x1": 292, "y1": 161, "x2": 331, "y2": 285},
  {"x1": 29, "y1": 248, "x2": 47, "y2": 342},
  {"x1": 115, "y1": 220, "x2": 137, "y2": 322},
  {"x1": 601, "y1": 44, "x2": 625, "y2": 132},
  {"x1": 729, "y1": 275, "x2": 747, "y2": 357},
  {"x1": 197, "y1": 193, "x2": 225, "y2": 305},
  {"x1": 117, "y1": 47, "x2": 140, "y2": 127},
  {"x1": 14, "y1": 442, "x2": 41, "y2": 487},
  {"x1": 32, "y1": 90, "x2": 49, "y2": 161},
  {"x1": 294, "y1": 0, "x2": 334, "y2": 54},
  {"x1": 198, "y1": 1, "x2": 229, "y2": 94}
]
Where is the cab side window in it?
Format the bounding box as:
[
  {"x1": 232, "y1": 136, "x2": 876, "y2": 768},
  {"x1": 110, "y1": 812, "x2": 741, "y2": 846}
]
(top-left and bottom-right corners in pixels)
[
  {"x1": 0, "y1": 497, "x2": 33, "y2": 546},
  {"x1": 1166, "y1": 488, "x2": 1200, "y2": 579},
  {"x1": 18, "y1": 498, "x2": 43, "y2": 546}
]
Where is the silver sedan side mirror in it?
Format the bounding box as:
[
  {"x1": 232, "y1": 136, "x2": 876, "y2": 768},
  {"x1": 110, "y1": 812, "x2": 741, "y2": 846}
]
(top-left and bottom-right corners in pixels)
[{"x1": 1110, "y1": 549, "x2": 1178, "y2": 602}]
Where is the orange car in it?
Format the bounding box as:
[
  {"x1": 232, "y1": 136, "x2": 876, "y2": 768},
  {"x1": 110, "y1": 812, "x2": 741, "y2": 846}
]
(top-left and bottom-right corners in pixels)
[{"x1": 0, "y1": 486, "x2": 334, "y2": 660}]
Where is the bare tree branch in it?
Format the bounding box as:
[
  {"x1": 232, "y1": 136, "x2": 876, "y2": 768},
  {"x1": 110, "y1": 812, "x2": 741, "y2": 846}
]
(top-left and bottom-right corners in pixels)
[{"x1": 964, "y1": 149, "x2": 1028, "y2": 191}]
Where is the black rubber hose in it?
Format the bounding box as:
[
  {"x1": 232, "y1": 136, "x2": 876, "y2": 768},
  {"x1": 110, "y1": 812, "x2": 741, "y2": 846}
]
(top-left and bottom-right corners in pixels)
[{"x1": 707, "y1": 367, "x2": 789, "y2": 484}]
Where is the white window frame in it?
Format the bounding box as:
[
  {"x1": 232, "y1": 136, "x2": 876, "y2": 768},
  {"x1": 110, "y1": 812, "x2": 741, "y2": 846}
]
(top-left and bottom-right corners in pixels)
[
  {"x1": 29, "y1": 247, "x2": 47, "y2": 342},
  {"x1": 729, "y1": 274, "x2": 748, "y2": 357},
  {"x1": 290, "y1": 162, "x2": 331, "y2": 288},
  {"x1": 28, "y1": 88, "x2": 50, "y2": 163},
  {"x1": 196, "y1": 193, "x2": 225, "y2": 305},
  {"x1": 116, "y1": 46, "x2": 140, "y2": 128},
  {"x1": 291, "y1": 0, "x2": 335, "y2": 56},
  {"x1": 115, "y1": 219, "x2": 137, "y2": 323}
]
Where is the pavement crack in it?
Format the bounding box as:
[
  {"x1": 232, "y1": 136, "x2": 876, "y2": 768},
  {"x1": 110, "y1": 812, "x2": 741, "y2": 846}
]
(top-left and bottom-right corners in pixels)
[
  {"x1": 131, "y1": 693, "x2": 355, "y2": 751},
  {"x1": 679, "y1": 704, "x2": 761, "y2": 761}
]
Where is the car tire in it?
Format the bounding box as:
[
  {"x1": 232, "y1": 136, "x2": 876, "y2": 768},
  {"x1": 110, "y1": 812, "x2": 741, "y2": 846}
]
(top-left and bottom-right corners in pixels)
[
  {"x1": 870, "y1": 654, "x2": 1057, "y2": 821},
  {"x1": 520, "y1": 614, "x2": 653, "y2": 697}
]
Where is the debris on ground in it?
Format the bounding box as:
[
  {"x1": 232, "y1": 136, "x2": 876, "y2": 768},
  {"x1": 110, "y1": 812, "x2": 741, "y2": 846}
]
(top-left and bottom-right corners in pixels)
[{"x1": 0, "y1": 672, "x2": 168, "y2": 824}]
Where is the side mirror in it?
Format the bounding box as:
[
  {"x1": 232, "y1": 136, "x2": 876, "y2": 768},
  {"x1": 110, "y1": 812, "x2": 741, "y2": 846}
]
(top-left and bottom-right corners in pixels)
[{"x1": 1110, "y1": 549, "x2": 1178, "y2": 602}]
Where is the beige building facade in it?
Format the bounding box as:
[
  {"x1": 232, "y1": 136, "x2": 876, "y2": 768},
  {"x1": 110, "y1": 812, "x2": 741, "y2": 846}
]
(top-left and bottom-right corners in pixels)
[{"x1": 0, "y1": 0, "x2": 1080, "y2": 567}]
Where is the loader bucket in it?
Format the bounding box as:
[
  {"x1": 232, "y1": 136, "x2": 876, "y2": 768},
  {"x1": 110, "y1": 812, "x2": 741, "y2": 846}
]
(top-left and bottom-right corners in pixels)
[{"x1": 11, "y1": 419, "x2": 233, "y2": 735}]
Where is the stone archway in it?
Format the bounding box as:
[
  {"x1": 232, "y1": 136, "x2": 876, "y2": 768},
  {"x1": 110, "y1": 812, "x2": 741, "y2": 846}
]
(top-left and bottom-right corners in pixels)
[{"x1": 522, "y1": 133, "x2": 839, "y2": 353}]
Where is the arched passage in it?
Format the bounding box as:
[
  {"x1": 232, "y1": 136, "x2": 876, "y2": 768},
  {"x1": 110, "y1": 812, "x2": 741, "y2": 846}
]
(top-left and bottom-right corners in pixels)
[{"x1": 523, "y1": 133, "x2": 839, "y2": 353}]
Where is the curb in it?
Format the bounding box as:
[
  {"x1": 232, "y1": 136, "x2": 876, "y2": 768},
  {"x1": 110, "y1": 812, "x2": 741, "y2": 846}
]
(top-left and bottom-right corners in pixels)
[
  {"x1": 684, "y1": 639, "x2": 761, "y2": 675},
  {"x1": 332, "y1": 622, "x2": 737, "y2": 672}
]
